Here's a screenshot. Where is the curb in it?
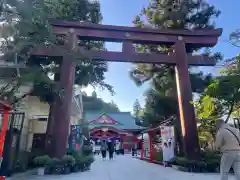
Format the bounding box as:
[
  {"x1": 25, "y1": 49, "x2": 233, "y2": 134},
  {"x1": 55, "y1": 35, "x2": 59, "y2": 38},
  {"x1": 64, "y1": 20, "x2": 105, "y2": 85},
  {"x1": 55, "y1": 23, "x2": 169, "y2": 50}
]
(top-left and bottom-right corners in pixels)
[
  {"x1": 133, "y1": 156, "x2": 165, "y2": 166},
  {"x1": 6, "y1": 169, "x2": 36, "y2": 180}
]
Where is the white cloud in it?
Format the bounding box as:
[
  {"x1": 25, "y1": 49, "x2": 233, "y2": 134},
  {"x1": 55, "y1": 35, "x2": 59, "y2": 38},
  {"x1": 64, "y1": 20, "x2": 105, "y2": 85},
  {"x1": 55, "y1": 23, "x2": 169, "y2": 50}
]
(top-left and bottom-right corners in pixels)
[{"x1": 81, "y1": 85, "x2": 94, "y2": 96}]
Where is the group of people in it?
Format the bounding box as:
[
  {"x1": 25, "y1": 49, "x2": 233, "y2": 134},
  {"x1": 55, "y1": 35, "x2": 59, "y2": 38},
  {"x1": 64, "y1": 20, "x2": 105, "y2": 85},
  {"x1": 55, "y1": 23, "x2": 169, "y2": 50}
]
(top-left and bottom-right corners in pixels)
[{"x1": 100, "y1": 140, "x2": 115, "y2": 160}]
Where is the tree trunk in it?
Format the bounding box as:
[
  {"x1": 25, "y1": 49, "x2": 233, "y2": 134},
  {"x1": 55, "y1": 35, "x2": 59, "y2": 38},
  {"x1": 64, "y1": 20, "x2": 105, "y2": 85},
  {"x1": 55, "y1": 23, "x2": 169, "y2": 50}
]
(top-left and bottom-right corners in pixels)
[{"x1": 225, "y1": 100, "x2": 235, "y2": 123}]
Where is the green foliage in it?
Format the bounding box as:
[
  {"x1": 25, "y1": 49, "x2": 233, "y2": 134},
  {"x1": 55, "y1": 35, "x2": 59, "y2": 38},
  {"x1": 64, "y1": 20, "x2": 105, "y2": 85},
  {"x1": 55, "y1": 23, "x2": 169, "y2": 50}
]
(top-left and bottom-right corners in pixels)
[
  {"x1": 132, "y1": 99, "x2": 144, "y2": 125},
  {"x1": 133, "y1": 99, "x2": 143, "y2": 118},
  {"x1": 82, "y1": 145, "x2": 93, "y2": 156},
  {"x1": 131, "y1": 0, "x2": 221, "y2": 126},
  {"x1": 67, "y1": 149, "x2": 94, "y2": 170},
  {"x1": 82, "y1": 91, "x2": 120, "y2": 112},
  {"x1": 61, "y1": 155, "x2": 76, "y2": 167},
  {"x1": 33, "y1": 155, "x2": 51, "y2": 167},
  {"x1": 173, "y1": 150, "x2": 220, "y2": 172},
  {"x1": 195, "y1": 54, "x2": 240, "y2": 132},
  {"x1": 142, "y1": 86, "x2": 178, "y2": 126},
  {"x1": 0, "y1": 0, "x2": 112, "y2": 107},
  {"x1": 192, "y1": 54, "x2": 240, "y2": 144},
  {"x1": 73, "y1": 152, "x2": 85, "y2": 168},
  {"x1": 84, "y1": 154, "x2": 95, "y2": 166},
  {"x1": 48, "y1": 158, "x2": 61, "y2": 168},
  {"x1": 200, "y1": 150, "x2": 221, "y2": 161},
  {"x1": 194, "y1": 95, "x2": 223, "y2": 139}
]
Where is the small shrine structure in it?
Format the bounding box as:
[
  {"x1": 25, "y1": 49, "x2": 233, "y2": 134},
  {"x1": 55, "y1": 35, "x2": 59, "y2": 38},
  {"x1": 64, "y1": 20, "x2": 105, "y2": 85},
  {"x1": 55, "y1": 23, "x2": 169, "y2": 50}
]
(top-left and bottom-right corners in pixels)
[{"x1": 85, "y1": 112, "x2": 142, "y2": 152}]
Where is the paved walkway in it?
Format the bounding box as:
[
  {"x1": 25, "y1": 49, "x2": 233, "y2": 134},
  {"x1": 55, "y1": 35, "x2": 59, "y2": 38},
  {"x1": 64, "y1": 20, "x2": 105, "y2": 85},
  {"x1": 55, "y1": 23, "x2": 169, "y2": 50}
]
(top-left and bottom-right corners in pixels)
[{"x1": 9, "y1": 155, "x2": 235, "y2": 180}]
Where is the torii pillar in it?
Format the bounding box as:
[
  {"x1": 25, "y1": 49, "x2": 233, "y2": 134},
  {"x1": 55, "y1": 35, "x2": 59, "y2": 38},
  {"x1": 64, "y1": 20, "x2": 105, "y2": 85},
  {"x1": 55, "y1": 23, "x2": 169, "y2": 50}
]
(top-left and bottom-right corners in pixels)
[
  {"x1": 52, "y1": 31, "x2": 77, "y2": 158},
  {"x1": 174, "y1": 40, "x2": 200, "y2": 157},
  {"x1": 50, "y1": 57, "x2": 76, "y2": 158}
]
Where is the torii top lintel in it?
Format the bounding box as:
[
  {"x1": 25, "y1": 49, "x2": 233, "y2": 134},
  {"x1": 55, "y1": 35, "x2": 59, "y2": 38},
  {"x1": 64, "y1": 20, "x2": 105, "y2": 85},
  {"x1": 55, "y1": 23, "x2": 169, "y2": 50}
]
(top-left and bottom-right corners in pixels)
[{"x1": 50, "y1": 20, "x2": 222, "y2": 47}]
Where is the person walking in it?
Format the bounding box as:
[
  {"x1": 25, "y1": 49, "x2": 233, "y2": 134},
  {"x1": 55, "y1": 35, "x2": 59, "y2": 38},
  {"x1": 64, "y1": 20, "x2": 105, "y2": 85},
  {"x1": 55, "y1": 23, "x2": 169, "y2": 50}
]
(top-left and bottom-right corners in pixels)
[
  {"x1": 115, "y1": 142, "x2": 120, "y2": 155},
  {"x1": 90, "y1": 140, "x2": 96, "y2": 155},
  {"x1": 132, "y1": 144, "x2": 136, "y2": 157},
  {"x1": 101, "y1": 140, "x2": 107, "y2": 160},
  {"x1": 215, "y1": 119, "x2": 240, "y2": 180},
  {"x1": 107, "y1": 141, "x2": 114, "y2": 160}
]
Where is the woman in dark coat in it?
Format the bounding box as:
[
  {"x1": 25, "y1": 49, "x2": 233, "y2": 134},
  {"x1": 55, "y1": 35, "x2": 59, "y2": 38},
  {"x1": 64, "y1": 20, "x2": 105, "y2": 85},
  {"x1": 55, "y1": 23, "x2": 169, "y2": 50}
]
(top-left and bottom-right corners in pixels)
[
  {"x1": 107, "y1": 141, "x2": 114, "y2": 160},
  {"x1": 101, "y1": 140, "x2": 107, "y2": 160}
]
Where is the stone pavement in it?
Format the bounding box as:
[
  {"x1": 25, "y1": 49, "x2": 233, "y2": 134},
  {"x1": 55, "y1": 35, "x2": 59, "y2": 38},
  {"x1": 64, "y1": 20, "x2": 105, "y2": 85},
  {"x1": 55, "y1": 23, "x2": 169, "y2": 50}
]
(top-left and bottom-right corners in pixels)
[{"x1": 8, "y1": 154, "x2": 235, "y2": 180}]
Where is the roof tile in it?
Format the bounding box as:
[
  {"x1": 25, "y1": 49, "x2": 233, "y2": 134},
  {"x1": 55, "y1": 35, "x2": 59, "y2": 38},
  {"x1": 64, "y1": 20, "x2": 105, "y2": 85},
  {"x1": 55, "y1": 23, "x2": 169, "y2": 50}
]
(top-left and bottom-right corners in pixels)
[{"x1": 85, "y1": 111, "x2": 143, "y2": 130}]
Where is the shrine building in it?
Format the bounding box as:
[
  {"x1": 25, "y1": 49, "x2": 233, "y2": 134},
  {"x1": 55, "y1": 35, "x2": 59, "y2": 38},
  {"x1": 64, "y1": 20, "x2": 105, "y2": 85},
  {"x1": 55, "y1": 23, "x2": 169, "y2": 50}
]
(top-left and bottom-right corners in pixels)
[{"x1": 85, "y1": 112, "x2": 143, "y2": 152}]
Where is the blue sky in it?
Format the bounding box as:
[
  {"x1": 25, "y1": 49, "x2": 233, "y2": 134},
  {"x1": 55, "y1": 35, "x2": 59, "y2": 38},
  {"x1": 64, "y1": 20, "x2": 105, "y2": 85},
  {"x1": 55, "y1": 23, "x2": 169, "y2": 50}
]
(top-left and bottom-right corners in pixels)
[{"x1": 82, "y1": 0, "x2": 240, "y2": 112}]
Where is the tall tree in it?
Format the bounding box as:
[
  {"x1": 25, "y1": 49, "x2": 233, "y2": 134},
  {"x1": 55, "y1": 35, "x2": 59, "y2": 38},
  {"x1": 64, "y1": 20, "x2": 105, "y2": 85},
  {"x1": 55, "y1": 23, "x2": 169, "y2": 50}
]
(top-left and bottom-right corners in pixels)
[
  {"x1": 1, "y1": 0, "x2": 114, "y2": 156},
  {"x1": 130, "y1": 0, "x2": 221, "y2": 126},
  {"x1": 132, "y1": 99, "x2": 142, "y2": 117},
  {"x1": 1, "y1": 0, "x2": 112, "y2": 100},
  {"x1": 91, "y1": 91, "x2": 97, "y2": 98},
  {"x1": 82, "y1": 92, "x2": 120, "y2": 112},
  {"x1": 133, "y1": 99, "x2": 144, "y2": 126},
  {"x1": 195, "y1": 54, "x2": 240, "y2": 123}
]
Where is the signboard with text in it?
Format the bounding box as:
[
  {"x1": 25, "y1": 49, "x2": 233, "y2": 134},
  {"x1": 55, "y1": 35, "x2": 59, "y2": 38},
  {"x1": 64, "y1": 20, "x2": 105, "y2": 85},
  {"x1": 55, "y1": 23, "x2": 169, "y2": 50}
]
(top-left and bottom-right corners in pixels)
[
  {"x1": 69, "y1": 125, "x2": 81, "y2": 151},
  {"x1": 160, "y1": 126, "x2": 175, "y2": 162}
]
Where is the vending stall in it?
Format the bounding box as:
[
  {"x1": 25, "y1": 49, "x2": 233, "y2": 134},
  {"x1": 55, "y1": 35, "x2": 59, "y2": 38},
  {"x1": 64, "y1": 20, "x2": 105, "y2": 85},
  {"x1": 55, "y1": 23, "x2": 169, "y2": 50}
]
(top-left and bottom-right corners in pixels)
[
  {"x1": 140, "y1": 119, "x2": 176, "y2": 165},
  {"x1": 140, "y1": 126, "x2": 160, "y2": 162}
]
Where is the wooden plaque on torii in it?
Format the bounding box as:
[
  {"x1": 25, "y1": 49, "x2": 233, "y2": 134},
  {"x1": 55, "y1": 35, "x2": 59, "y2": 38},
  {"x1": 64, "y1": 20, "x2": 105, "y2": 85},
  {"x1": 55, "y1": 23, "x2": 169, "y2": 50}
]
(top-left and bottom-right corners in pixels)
[{"x1": 31, "y1": 20, "x2": 222, "y2": 159}]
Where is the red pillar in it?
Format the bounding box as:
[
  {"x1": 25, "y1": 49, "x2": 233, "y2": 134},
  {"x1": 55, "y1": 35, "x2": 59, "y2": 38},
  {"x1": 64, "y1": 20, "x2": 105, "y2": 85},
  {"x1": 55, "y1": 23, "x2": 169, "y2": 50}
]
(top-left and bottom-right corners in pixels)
[
  {"x1": 0, "y1": 109, "x2": 9, "y2": 180},
  {"x1": 140, "y1": 134, "x2": 144, "y2": 160},
  {"x1": 0, "y1": 109, "x2": 9, "y2": 161},
  {"x1": 148, "y1": 131, "x2": 153, "y2": 163}
]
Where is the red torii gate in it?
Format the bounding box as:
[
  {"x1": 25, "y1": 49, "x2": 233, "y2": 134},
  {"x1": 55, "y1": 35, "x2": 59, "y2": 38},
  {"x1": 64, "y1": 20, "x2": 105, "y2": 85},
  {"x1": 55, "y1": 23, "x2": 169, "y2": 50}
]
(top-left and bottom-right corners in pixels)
[{"x1": 32, "y1": 20, "x2": 222, "y2": 158}]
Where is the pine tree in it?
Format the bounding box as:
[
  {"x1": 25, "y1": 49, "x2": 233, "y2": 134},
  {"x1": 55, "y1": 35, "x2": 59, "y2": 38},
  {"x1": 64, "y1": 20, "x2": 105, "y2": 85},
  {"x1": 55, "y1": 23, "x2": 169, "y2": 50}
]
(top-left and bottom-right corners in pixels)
[
  {"x1": 0, "y1": 0, "x2": 113, "y2": 156},
  {"x1": 0, "y1": 0, "x2": 112, "y2": 103},
  {"x1": 133, "y1": 99, "x2": 142, "y2": 118},
  {"x1": 130, "y1": 0, "x2": 222, "y2": 126},
  {"x1": 91, "y1": 91, "x2": 97, "y2": 98}
]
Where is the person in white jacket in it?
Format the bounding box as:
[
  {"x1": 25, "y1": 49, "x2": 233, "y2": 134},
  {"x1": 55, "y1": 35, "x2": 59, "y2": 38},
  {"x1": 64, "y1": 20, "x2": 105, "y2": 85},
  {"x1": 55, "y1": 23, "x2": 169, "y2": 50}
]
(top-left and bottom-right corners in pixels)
[
  {"x1": 215, "y1": 119, "x2": 240, "y2": 180},
  {"x1": 91, "y1": 140, "x2": 96, "y2": 155}
]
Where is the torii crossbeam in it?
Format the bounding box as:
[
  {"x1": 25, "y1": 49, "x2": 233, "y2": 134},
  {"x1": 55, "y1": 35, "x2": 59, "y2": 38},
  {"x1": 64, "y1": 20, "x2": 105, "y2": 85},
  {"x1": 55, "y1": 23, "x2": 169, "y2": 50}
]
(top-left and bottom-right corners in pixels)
[{"x1": 31, "y1": 20, "x2": 222, "y2": 159}]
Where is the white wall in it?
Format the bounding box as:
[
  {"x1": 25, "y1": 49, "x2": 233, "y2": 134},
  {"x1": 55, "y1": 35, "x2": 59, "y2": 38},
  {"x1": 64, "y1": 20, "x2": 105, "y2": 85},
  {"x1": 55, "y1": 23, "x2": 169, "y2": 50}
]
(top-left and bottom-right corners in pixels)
[
  {"x1": 18, "y1": 96, "x2": 49, "y2": 151},
  {"x1": 0, "y1": 80, "x2": 83, "y2": 151}
]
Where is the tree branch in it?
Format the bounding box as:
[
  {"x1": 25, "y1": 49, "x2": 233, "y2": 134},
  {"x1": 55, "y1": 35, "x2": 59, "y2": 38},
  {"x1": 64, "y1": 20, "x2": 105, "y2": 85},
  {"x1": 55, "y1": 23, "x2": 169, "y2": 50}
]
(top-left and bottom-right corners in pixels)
[
  {"x1": 10, "y1": 92, "x2": 31, "y2": 106},
  {"x1": 225, "y1": 94, "x2": 236, "y2": 123},
  {"x1": 0, "y1": 78, "x2": 17, "y2": 96}
]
